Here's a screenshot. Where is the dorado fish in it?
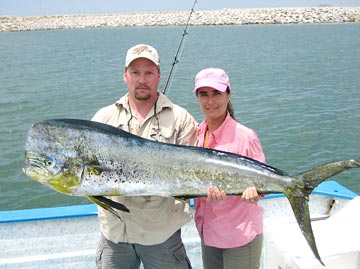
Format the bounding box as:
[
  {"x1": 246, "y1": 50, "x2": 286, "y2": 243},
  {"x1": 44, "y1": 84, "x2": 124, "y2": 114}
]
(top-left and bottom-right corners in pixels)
[{"x1": 23, "y1": 118, "x2": 360, "y2": 266}]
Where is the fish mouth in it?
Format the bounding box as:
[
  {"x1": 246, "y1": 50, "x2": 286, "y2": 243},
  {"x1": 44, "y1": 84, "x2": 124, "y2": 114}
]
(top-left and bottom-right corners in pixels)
[{"x1": 23, "y1": 158, "x2": 51, "y2": 182}]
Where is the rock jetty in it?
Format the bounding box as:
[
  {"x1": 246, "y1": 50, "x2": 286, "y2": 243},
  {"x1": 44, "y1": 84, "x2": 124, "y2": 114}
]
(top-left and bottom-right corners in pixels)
[{"x1": 1, "y1": 7, "x2": 359, "y2": 32}]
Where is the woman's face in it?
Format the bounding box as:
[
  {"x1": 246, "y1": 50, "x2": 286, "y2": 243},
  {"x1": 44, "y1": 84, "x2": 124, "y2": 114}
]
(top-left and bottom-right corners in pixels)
[{"x1": 197, "y1": 87, "x2": 231, "y2": 121}]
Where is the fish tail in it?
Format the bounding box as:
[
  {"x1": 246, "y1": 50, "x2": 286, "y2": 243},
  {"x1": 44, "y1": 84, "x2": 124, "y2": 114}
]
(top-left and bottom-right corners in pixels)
[
  {"x1": 295, "y1": 159, "x2": 360, "y2": 191},
  {"x1": 285, "y1": 159, "x2": 360, "y2": 266},
  {"x1": 284, "y1": 193, "x2": 325, "y2": 265}
]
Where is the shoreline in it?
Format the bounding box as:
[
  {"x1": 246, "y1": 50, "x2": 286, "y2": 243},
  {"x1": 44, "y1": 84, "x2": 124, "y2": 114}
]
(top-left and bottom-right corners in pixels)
[{"x1": 1, "y1": 7, "x2": 360, "y2": 32}]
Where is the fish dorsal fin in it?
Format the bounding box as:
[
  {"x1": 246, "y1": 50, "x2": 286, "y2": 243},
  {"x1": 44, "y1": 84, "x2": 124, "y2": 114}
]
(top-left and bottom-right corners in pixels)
[{"x1": 42, "y1": 118, "x2": 145, "y2": 141}]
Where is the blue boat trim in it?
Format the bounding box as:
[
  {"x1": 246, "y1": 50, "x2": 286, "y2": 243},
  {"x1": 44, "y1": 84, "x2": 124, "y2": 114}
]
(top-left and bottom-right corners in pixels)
[
  {"x1": 0, "y1": 181, "x2": 357, "y2": 224},
  {"x1": 0, "y1": 204, "x2": 98, "y2": 223}
]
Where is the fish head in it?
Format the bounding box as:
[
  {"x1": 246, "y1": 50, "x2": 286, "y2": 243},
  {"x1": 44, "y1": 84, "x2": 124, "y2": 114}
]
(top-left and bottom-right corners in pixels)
[
  {"x1": 23, "y1": 120, "x2": 85, "y2": 195},
  {"x1": 23, "y1": 151, "x2": 82, "y2": 195}
]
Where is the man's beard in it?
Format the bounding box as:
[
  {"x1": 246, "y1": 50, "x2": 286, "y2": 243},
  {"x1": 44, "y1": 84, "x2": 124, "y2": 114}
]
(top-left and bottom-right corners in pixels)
[
  {"x1": 134, "y1": 92, "x2": 151, "y2": 101},
  {"x1": 134, "y1": 86, "x2": 152, "y2": 101}
]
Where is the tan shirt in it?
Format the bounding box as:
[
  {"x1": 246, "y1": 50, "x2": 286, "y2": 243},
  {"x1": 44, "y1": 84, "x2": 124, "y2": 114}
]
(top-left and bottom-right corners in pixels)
[{"x1": 91, "y1": 92, "x2": 198, "y2": 245}]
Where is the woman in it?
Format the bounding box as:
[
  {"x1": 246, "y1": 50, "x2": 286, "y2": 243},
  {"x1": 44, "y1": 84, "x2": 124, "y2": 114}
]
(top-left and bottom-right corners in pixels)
[{"x1": 193, "y1": 68, "x2": 266, "y2": 269}]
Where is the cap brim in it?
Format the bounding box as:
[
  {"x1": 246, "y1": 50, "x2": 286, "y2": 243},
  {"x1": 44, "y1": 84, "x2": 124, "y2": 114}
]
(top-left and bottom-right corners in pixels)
[
  {"x1": 193, "y1": 81, "x2": 228, "y2": 92},
  {"x1": 126, "y1": 57, "x2": 159, "y2": 67}
]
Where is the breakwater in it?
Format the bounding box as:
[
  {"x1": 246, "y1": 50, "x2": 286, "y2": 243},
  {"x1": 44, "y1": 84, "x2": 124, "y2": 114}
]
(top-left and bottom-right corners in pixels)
[{"x1": 1, "y1": 7, "x2": 360, "y2": 32}]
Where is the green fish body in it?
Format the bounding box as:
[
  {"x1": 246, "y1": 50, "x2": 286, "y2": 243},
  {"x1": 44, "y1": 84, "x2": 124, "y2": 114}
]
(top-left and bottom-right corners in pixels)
[{"x1": 23, "y1": 119, "x2": 360, "y2": 266}]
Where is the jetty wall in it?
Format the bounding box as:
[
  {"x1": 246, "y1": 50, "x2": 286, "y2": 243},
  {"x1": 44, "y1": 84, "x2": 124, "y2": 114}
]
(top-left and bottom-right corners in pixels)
[{"x1": 1, "y1": 7, "x2": 360, "y2": 32}]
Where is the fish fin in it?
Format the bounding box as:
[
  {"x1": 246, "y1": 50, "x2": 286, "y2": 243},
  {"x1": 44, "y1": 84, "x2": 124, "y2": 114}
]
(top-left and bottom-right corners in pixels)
[
  {"x1": 294, "y1": 159, "x2": 360, "y2": 190},
  {"x1": 286, "y1": 159, "x2": 360, "y2": 266},
  {"x1": 50, "y1": 118, "x2": 146, "y2": 141},
  {"x1": 91, "y1": 196, "x2": 130, "y2": 213},
  {"x1": 88, "y1": 196, "x2": 130, "y2": 222},
  {"x1": 284, "y1": 193, "x2": 325, "y2": 266},
  {"x1": 87, "y1": 196, "x2": 123, "y2": 221},
  {"x1": 82, "y1": 164, "x2": 110, "y2": 179}
]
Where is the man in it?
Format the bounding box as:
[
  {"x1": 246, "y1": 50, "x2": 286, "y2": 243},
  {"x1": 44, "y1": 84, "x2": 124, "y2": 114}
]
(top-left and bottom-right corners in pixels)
[{"x1": 92, "y1": 44, "x2": 197, "y2": 269}]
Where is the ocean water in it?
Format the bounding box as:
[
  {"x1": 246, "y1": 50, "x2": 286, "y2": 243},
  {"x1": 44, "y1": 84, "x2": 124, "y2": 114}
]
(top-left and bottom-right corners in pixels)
[{"x1": 0, "y1": 23, "x2": 359, "y2": 211}]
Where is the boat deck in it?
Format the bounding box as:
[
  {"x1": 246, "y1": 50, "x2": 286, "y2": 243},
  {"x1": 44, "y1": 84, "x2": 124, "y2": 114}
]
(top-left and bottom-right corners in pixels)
[{"x1": 0, "y1": 181, "x2": 358, "y2": 269}]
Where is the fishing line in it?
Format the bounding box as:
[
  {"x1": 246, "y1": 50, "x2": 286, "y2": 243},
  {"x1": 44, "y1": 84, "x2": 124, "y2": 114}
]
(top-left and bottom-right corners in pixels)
[{"x1": 162, "y1": 0, "x2": 197, "y2": 95}]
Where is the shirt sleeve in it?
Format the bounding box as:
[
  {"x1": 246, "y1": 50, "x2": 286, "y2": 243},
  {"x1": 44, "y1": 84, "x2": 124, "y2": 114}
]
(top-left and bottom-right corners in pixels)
[
  {"x1": 90, "y1": 104, "x2": 122, "y2": 127},
  {"x1": 175, "y1": 110, "x2": 198, "y2": 146},
  {"x1": 91, "y1": 106, "x2": 111, "y2": 123},
  {"x1": 248, "y1": 135, "x2": 266, "y2": 164},
  {"x1": 173, "y1": 105, "x2": 198, "y2": 146},
  {"x1": 91, "y1": 109, "x2": 103, "y2": 122}
]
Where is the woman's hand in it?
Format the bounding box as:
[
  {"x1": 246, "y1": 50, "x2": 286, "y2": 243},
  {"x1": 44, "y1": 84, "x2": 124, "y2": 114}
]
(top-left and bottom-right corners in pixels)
[
  {"x1": 206, "y1": 186, "x2": 228, "y2": 202},
  {"x1": 206, "y1": 186, "x2": 259, "y2": 203},
  {"x1": 241, "y1": 186, "x2": 259, "y2": 203}
]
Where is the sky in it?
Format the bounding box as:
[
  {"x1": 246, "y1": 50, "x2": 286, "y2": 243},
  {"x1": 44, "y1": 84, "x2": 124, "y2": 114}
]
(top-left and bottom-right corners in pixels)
[{"x1": 1, "y1": 0, "x2": 359, "y2": 16}]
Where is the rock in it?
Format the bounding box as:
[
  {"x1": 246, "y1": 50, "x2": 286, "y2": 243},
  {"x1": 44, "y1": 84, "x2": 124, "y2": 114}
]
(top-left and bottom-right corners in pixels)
[{"x1": 1, "y1": 7, "x2": 359, "y2": 32}]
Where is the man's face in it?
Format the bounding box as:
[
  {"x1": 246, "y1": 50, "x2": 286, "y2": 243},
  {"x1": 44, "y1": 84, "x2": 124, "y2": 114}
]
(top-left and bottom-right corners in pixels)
[{"x1": 124, "y1": 58, "x2": 160, "y2": 101}]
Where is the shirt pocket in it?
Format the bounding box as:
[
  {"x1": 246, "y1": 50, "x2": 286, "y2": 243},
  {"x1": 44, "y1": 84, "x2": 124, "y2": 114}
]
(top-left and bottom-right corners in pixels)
[{"x1": 151, "y1": 126, "x2": 177, "y2": 143}]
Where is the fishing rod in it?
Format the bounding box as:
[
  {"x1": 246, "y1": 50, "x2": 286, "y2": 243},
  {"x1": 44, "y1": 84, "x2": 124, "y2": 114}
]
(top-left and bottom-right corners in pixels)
[{"x1": 162, "y1": 0, "x2": 197, "y2": 95}]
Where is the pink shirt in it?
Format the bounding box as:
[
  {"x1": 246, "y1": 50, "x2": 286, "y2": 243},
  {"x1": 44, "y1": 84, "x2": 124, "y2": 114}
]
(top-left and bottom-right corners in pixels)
[{"x1": 194, "y1": 113, "x2": 266, "y2": 248}]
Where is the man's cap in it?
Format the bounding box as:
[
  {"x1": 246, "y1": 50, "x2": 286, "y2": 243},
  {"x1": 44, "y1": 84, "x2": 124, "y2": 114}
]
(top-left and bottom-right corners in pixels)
[
  {"x1": 193, "y1": 68, "x2": 230, "y2": 92},
  {"x1": 125, "y1": 44, "x2": 160, "y2": 67}
]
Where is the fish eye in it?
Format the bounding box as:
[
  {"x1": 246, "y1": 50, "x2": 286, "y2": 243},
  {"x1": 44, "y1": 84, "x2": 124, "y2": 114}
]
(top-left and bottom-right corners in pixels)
[{"x1": 45, "y1": 160, "x2": 54, "y2": 167}]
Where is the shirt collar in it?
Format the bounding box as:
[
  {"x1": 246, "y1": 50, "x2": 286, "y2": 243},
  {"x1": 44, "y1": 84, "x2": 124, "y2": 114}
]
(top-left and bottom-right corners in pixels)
[
  {"x1": 115, "y1": 92, "x2": 173, "y2": 113},
  {"x1": 212, "y1": 112, "x2": 233, "y2": 137},
  {"x1": 197, "y1": 112, "x2": 232, "y2": 146}
]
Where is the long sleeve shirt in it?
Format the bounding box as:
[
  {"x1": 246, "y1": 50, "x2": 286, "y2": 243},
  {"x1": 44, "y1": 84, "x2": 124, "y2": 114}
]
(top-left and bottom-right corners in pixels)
[
  {"x1": 92, "y1": 92, "x2": 198, "y2": 245},
  {"x1": 194, "y1": 113, "x2": 266, "y2": 248}
]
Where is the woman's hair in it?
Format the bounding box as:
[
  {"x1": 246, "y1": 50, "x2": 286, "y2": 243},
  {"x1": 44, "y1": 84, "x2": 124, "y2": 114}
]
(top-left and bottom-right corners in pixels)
[{"x1": 226, "y1": 87, "x2": 236, "y2": 120}]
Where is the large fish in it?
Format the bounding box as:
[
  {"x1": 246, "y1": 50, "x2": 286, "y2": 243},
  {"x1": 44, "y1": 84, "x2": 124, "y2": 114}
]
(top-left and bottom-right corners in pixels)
[{"x1": 23, "y1": 118, "x2": 359, "y2": 266}]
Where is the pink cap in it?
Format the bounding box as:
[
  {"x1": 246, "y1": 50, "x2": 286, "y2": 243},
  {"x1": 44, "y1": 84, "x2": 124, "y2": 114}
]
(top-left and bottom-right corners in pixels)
[{"x1": 193, "y1": 68, "x2": 230, "y2": 93}]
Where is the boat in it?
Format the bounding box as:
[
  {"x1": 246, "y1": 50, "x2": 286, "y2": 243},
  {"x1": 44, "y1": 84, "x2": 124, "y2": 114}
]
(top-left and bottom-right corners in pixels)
[{"x1": 0, "y1": 180, "x2": 359, "y2": 269}]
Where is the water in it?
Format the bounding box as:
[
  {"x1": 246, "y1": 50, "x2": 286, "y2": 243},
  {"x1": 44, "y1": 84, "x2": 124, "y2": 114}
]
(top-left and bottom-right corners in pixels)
[{"x1": 0, "y1": 23, "x2": 359, "y2": 211}]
